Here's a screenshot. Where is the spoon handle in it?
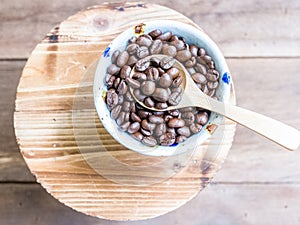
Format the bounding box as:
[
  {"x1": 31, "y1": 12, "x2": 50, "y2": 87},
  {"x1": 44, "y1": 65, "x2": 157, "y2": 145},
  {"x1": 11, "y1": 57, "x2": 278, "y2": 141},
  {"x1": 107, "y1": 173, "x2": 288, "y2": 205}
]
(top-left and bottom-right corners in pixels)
[{"x1": 206, "y1": 98, "x2": 300, "y2": 151}]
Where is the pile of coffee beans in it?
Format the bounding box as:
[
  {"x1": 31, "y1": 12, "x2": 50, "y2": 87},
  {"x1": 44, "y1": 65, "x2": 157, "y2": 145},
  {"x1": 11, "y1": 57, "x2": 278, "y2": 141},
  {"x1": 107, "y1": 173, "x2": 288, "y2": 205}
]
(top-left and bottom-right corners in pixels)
[
  {"x1": 104, "y1": 28, "x2": 220, "y2": 147},
  {"x1": 127, "y1": 56, "x2": 184, "y2": 109}
]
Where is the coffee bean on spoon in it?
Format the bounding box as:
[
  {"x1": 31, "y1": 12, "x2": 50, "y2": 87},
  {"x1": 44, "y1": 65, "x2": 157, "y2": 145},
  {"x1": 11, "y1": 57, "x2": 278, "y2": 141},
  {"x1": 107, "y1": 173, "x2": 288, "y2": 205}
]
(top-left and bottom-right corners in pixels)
[
  {"x1": 135, "y1": 58, "x2": 150, "y2": 72},
  {"x1": 160, "y1": 56, "x2": 175, "y2": 70}
]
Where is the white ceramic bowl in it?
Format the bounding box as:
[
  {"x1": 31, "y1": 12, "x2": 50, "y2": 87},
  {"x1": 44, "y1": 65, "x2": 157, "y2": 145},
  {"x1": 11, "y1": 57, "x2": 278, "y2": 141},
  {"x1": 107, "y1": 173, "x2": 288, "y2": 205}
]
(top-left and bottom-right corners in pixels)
[{"x1": 94, "y1": 20, "x2": 231, "y2": 156}]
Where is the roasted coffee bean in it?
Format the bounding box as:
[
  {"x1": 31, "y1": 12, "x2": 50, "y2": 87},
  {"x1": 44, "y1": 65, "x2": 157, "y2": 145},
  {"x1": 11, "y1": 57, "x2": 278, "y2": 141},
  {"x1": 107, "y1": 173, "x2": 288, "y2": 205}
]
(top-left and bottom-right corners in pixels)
[
  {"x1": 120, "y1": 65, "x2": 131, "y2": 79},
  {"x1": 162, "y1": 45, "x2": 177, "y2": 57},
  {"x1": 117, "y1": 80, "x2": 128, "y2": 95},
  {"x1": 137, "y1": 36, "x2": 152, "y2": 47},
  {"x1": 125, "y1": 91, "x2": 134, "y2": 101},
  {"x1": 168, "y1": 118, "x2": 185, "y2": 128},
  {"x1": 144, "y1": 97, "x2": 155, "y2": 108},
  {"x1": 105, "y1": 74, "x2": 115, "y2": 88},
  {"x1": 133, "y1": 89, "x2": 146, "y2": 101},
  {"x1": 198, "y1": 48, "x2": 206, "y2": 56},
  {"x1": 185, "y1": 56, "x2": 196, "y2": 67},
  {"x1": 196, "y1": 112, "x2": 209, "y2": 125},
  {"x1": 172, "y1": 74, "x2": 183, "y2": 88},
  {"x1": 107, "y1": 64, "x2": 120, "y2": 75},
  {"x1": 116, "y1": 112, "x2": 126, "y2": 126},
  {"x1": 132, "y1": 72, "x2": 147, "y2": 80},
  {"x1": 149, "y1": 115, "x2": 164, "y2": 124},
  {"x1": 170, "y1": 35, "x2": 179, "y2": 41},
  {"x1": 153, "y1": 88, "x2": 169, "y2": 102},
  {"x1": 160, "y1": 57, "x2": 175, "y2": 70},
  {"x1": 142, "y1": 119, "x2": 156, "y2": 131},
  {"x1": 135, "y1": 58, "x2": 150, "y2": 72},
  {"x1": 176, "y1": 50, "x2": 192, "y2": 62},
  {"x1": 128, "y1": 36, "x2": 137, "y2": 44},
  {"x1": 155, "y1": 123, "x2": 166, "y2": 137},
  {"x1": 195, "y1": 63, "x2": 207, "y2": 75},
  {"x1": 206, "y1": 72, "x2": 218, "y2": 82},
  {"x1": 207, "y1": 81, "x2": 219, "y2": 90},
  {"x1": 106, "y1": 89, "x2": 119, "y2": 109},
  {"x1": 168, "y1": 109, "x2": 180, "y2": 117},
  {"x1": 142, "y1": 136, "x2": 157, "y2": 147},
  {"x1": 131, "y1": 112, "x2": 141, "y2": 122},
  {"x1": 145, "y1": 67, "x2": 159, "y2": 81},
  {"x1": 177, "y1": 126, "x2": 191, "y2": 137},
  {"x1": 196, "y1": 56, "x2": 207, "y2": 65},
  {"x1": 126, "y1": 77, "x2": 140, "y2": 89},
  {"x1": 181, "y1": 112, "x2": 195, "y2": 126},
  {"x1": 159, "y1": 133, "x2": 175, "y2": 146},
  {"x1": 153, "y1": 111, "x2": 164, "y2": 116},
  {"x1": 120, "y1": 121, "x2": 130, "y2": 131},
  {"x1": 149, "y1": 39, "x2": 163, "y2": 54},
  {"x1": 190, "y1": 123, "x2": 202, "y2": 133},
  {"x1": 118, "y1": 94, "x2": 124, "y2": 104},
  {"x1": 113, "y1": 77, "x2": 120, "y2": 89},
  {"x1": 138, "y1": 110, "x2": 151, "y2": 119},
  {"x1": 192, "y1": 73, "x2": 207, "y2": 84},
  {"x1": 187, "y1": 67, "x2": 196, "y2": 75},
  {"x1": 111, "y1": 50, "x2": 120, "y2": 64},
  {"x1": 117, "y1": 51, "x2": 129, "y2": 67},
  {"x1": 149, "y1": 29, "x2": 162, "y2": 38},
  {"x1": 168, "y1": 91, "x2": 182, "y2": 106},
  {"x1": 136, "y1": 46, "x2": 149, "y2": 58},
  {"x1": 156, "y1": 31, "x2": 172, "y2": 41},
  {"x1": 140, "y1": 80, "x2": 156, "y2": 95},
  {"x1": 170, "y1": 40, "x2": 185, "y2": 51},
  {"x1": 166, "y1": 67, "x2": 180, "y2": 79},
  {"x1": 207, "y1": 61, "x2": 214, "y2": 69},
  {"x1": 131, "y1": 131, "x2": 143, "y2": 141},
  {"x1": 189, "y1": 45, "x2": 198, "y2": 57},
  {"x1": 158, "y1": 73, "x2": 172, "y2": 88},
  {"x1": 127, "y1": 122, "x2": 141, "y2": 134},
  {"x1": 130, "y1": 102, "x2": 136, "y2": 113},
  {"x1": 150, "y1": 57, "x2": 160, "y2": 67},
  {"x1": 122, "y1": 101, "x2": 131, "y2": 112},
  {"x1": 141, "y1": 128, "x2": 153, "y2": 136},
  {"x1": 156, "y1": 102, "x2": 168, "y2": 109},
  {"x1": 124, "y1": 112, "x2": 130, "y2": 122},
  {"x1": 127, "y1": 55, "x2": 138, "y2": 66},
  {"x1": 126, "y1": 43, "x2": 139, "y2": 55},
  {"x1": 203, "y1": 55, "x2": 212, "y2": 63},
  {"x1": 110, "y1": 105, "x2": 121, "y2": 119}
]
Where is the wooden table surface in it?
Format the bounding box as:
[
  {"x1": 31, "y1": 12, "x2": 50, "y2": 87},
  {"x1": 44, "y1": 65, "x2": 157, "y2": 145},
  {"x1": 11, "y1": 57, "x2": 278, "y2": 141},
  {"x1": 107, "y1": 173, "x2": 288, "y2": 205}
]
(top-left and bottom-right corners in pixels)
[{"x1": 1, "y1": 0, "x2": 299, "y2": 224}]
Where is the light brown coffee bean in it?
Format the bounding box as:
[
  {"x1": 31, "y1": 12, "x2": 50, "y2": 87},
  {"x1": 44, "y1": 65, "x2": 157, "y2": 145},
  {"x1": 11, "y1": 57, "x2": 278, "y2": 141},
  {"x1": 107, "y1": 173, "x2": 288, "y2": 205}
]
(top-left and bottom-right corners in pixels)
[
  {"x1": 141, "y1": 128, "x2": 153, "y2": 136},
  {"x1": 168, "y1": 109, "x2": 180, "y2": 117},
  {"x1": 135, "y1": 58, "x2": 150, "y2": 72},
  {"x1": 155, "y1": 123, "x2": 166, "y2": 137},
  {"x1": 198, "y1": 48, "x2": 206, "y2": 56},
  {"x1": 149, "y1": 39, "x2": 163, "y2": 54},
  {"x1": 138, "y1": 110, "x2": 151, "y2": 119},
  {"x1": 144, "y1": 97, "x2": 155, "y2": 108},
  {"x1": 142, "y1": 119, "x2": 156, "y2": 131},
  {"x1": 162, "y1": 45, "x2": 177, "y2": 57},
  {"x1": 195, "y1": 63, "x2": 207, "y2": 75},
  {"x1": 168, "y1": 118, "x2": 185, "y2": 128},
  {"x1": 196, "y1": 111, "x2": 209, "y2": 125},
  {"x1": 176, "y1": 50, "x2": 192, "y2": 62},
  {"x1": 127, "y1": 122, "x2": 141, "y2": 134},
  {"x1": 207, "y1": 61, "x2": 215, "y2": 69},
  {"x1": 137, "y1": 36, "x2": 152, "y2": 47},
  {"x1": 125, "y1": 91, "x2": 134, "y2": 101},
  {"x1": 127, "y1": 55, "x2": 138, "y2": 66},
  {"x1": 142, "y1": 136, "x2": 157, "y2": 147},
  {"x1": 203, "y1": 55, "x2": 212, "y2": 63},
  {"x1": 192, "y1": 73, "x2": 207, "y2": 84},
  {"x1": 149, "y1": 115, "x2": 164, "y2": 124},
  {"x1": 159, "y1": 133, "x2": 175, "y2": 146},
  {"x1": 170, "y1": 35, "x2": 179, "y2": 41},
  {"x1": 122, "y1": 101, "x2": 131, "y2": 112},
  {"x1": 110, "y1": 105, "x2": 121, "y2": 119},
  {"x1": 160, "y1": 57, "x2": 175, "y2": 70},
  {"x1": 170, "y1": 40, "x2": 185, "y2": 51},
  {"x1": 111, "y1": 50, "x2": 120, "y2": 64},
  {"x1": 190, "y1": 123, "x2": 202, "y2": 133},
  {"x1": 166, "y1": 67, "x2": 179, "y2": 79},
  {"x1": 207, "y1": 81, "x2": 219, "y2": 90},
  {"x1": 145, "y1": 67, "x2": 159, "y2": 81},
  {"x1": 158, "y1": 73, "x2": 172, "y2": 88},
  {"x1": 196, "y1": 56, "x2": 207, "y2": 65},
  {"x1": 181, "y1": 112, "x2": 195, "y2": 126},
  {"x1": 107, "y1": 64, "x2": 120, "y2": 75},
  {"x1": 126, "y1": 77, "x2": 140, "y2": 89},
  {"x1": 120, "y1": 65, "x2": 131, "y2": 79},
  {"x1": 116, "y1": 111, "x2": 126, "y2": 126},
  {"x1": 189, "y1": 45, "x2": 198, "y2": 57},
  {"x1": 131, "y1": 112, "x2": 141, "y2": 122},
  {"x1": 106, "y1": 89, "x2": 119, "y2": 109},
  {"x1": 149, "y1": 29, "x2": 162, "y2": 38},
  {"x1": 126, "y1": 43, "x2": 139, "y2": 55},
  {"x1": 131, "y1": 131, "x2": 143, "y2": 141},
  {"x1": 153, "y1": 88, "x2": 169, "y2": 102},
  {"x1": 156, "y1": 102, "x2": 168, "y2": 109},
  {"x1": 168, "y1": 92, "x2": 182, "y2": 106},
  {"x1": 140, "y1": 80, "x2": 156, "y2": 95},
  {"x1": 185, "y1": 56, "x2": 196, "y2": 67},
  {"x1": 118, "y1": 94, "x2": 124, "y2": 104},
  {"x1": 132, "y1": 72, "x2": 147, "y2": 80},
  {"x1": 120, "y1": 121, "x2": 130, "y2": 131},
  {"x1": 172, "y1": 74, "x2": 183, "y2": 88},
  {"x1": 136, "y1": 46, "x2": 149, "y2": 58},
  {"x1": 117, "y1": 51, "x2": 129, "y2": 67},
  {"x1": 156, "y1": 31, "x2": 172, "y2": 41},
  {"x1": 117, "y1": 80, "x2": 128, "y2": 95},
  {"x1": 172, "y1": 86, "x2": 183, "y2": 94},
  {"x1": 177, "y1": 126, "x2": 191, "y2": 137}
]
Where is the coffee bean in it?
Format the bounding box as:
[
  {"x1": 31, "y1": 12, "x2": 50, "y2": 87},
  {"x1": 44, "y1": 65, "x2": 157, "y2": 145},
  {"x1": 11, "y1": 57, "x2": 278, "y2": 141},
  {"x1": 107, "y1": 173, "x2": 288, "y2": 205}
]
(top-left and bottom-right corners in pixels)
[
  {"x1": 153, "y1": 111, "x2": 164, "y2": 116},
  {"x1": 158, "y1": 73, "x2": 172, "y2": 88},
  {"x1": 182, "y1": 112, "x2": 195, "y2": 126},
  {"x1": 153, "y1": 88, "x2": 169, "y2": 102},
  {"x1": 145, "y1": 67, "x2": 159, "y2": 81},
  {"x1": 196, "y1": 111, "x2": 209, "y2": 125},
  {"x1": 107, "y1": 64, "x2": 120, "y2": 75},
  {"x1": 106, "y1": 89, "x2": 119, "y2": 109},
  {"x1": 142, "y1": 136, "x2": 157, "y2": 147},
  {"x1": 168, "y1": 91, "x2": 182, "y2": 106},
  {"x1": 203, "y1": 85, "x2": 209, "y2": 95},
  {"x1": 177, "y1": 126, "x2": 191, "y2": 137},
  {"x1": 117, "y1": 51, "x2": 129, "y2": 67},
  {"x1": 164, "y1": 115, "x2": 173, "y2": 122},
  {"x1": 127, "y1": 55, "x2": 138, "y2": 66},
  {"x1": 156, "y1": 102, "x2": 168, "y2": 109},
  {"x1": 142, "y1": 119, "x2": 156, "y2": 131},
  {"x1": 126, "y1": 43, "x2": 139, "y2": 55},
  {"x1": 149, "y1": 39, "x2": 163, "y2": 54},
  {"x1": 176, "y1": 50, "x2": 192, "y2": 62},
  {"x1": 190, "y1": 45, "x2": 198, "y2": 57},
  {"x1": 149, "y1": 29, "x2": 162, "y2": 38},
  {"x1": 155, "y1": 123, "x2": 166, "y2": 137},
  {"x1": 105, "y1": 74, "x2": 115, "y2": 88},
  {"x1": 137, "y1": 36, "x2": 152, "y2": 47},
  {"x1": 150, "y1": 57, "x2": 160, "y2": 67},
  {"x1": 136, "y1": 46, "x2": 149, "y2": 58},
  {"x1": 125, "y1": 91, "x2": 134, "y2": 101},
  {"x1": 149, "y1": 115, "x2": 164, "y2": 124},
  {"x1": 207, "y1": 81, "x2": 219, "y2": 90},
  {"x1": 185, "y1": 56, "x2": 196, "y2": 67},
  {"x1": 113, "y1": 77, "x2": 120, "y2": 89},
  {"x1": 126, "y1": 77, "x2": 140, "y2": 89},
  {"x1": 196, "y1": 56, "x2": 207, "y2": 65},
  {"x1": 203, "y1": 55, "x2": 212, "y2": 63},
  {"x1": 135, "y1": 58, "x2": 150, "y2": 72},
  {"x1": 176, "y1": 135, "x2": 187, "y2": 143},
  {"x1": 111, "y1": 50, "x2": 120, "y2": 64},
  {"x1": 170, "y1": 40, "x2": 185, "y2": 51},
  {"x1": 133, "y1": 89, "x2": 146, "y2": 101},
  {"x1": 127, "y1": 122, "x2": 141, "y2": 134},
  {"x1": 120, "y1": 121, "x2": 130, "y2": 131},
  {"x1": 140, "y1": 80, "x2": 156, "y2": 95},
  {"x1": 110, "y1": 105, "x2": 121, "y2": 119},
  {"x1": 190, "y1": 123, "x2": 202, "y2": 133},
  {"x1": 132, "y1": 72, "x2": 147, "y2": 80},
  {"x1": 141, "y1": 128, "x2": 153, "y2": 136},
  {"x1": 118, "y1": 94, "x2": 124, "y2": 104},
  {"x1": 162, "y1": 45, "x2": 177, "y2": 57},
  {"x1": 166, "y1": 67, "x2": 180, "y2": 79},
  {"x1": 187, "y1": 67, "x2": 196, "y2": 75},
  {"x1": 160, "y1": 57, "x2": 175, "y2": 70},
  {"x1": 130, "y1": 102, "x2": 136, "y2": 113},
  {"x1": 168, "y1": 109, "x2": 180, "y2": 117},
  {"x1": 116, "y1": 112, "x2": 126, "y2": 126},
  {"x1": 159, "y1": 133, "x2": 175, "y2": 146},
  {"x1": 198, "y1": 48, "x2": 206, "y2": 56},
  {"x1": 172, "y1": 74, "x2": 183, "y2": 88},
  {"x1": 131, "y1": 112, "x2": 141, "y2": 122},
  {"x1": 158, "y1": 67, "x2": 165, "y2": 75},
  {"x1": 120, "y1": 65, "x2": 131, "y2": 79},
  {"x1": 157, "y1": 31, "x2": 172, "y2": 41},
  {"x1": 144, "y1": 97, "x2": 155, "y2": 108},
  {"x1": 192, "y1": 73, "x2": 207, "y2": 84},
  {"x1": 207, "y1": 61, "x2": 215, "y2": 69},
  {"x1": 117, "y1": 80, "x2": 128, "y2": 95},
  {"x1": 172, "y1": 86, "x2": 183, "y2": 94},
  {"x1": 195, "y1": 63, "x2": 207, "y2": 75},
  {"x1": 138, "y1": 110, "x2": 151, "y2": 119},
  {"x1": 168, "y1": 118, "x2": 185, "y2": 128},
  {"x1": 122, "y1": 101, "x2": 131, "y2": 112},
  {"x1": 170, "y1": 35, "x2": 179, "y2": 41},
  {"x1": 131, "y1": 131, "x2": 143, "y2": 141},
  {"x1": 124, "y1": 112, "x2": 130, "y2": 122},
  {"x1": 208, "y1": 89, "x2": 215, "y2": 97}
]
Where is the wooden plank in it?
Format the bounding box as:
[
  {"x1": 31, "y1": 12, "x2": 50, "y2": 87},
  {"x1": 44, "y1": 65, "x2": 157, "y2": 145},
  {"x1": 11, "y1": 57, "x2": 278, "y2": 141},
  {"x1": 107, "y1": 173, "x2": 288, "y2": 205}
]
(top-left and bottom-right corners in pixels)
[
  {"x1": 1, "y1": 0, "x2": 300, "y2": 59},
  {"x1": 0, "y1": 183, "x2": 299, "y2": 225}
]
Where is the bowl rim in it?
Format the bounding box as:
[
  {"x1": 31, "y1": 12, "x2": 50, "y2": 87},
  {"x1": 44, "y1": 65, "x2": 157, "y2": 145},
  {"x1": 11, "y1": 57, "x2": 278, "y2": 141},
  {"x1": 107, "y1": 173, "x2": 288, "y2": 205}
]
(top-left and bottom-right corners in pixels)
[{"x1": 93, "y1": 20, "x2": 232, "y2": 156}]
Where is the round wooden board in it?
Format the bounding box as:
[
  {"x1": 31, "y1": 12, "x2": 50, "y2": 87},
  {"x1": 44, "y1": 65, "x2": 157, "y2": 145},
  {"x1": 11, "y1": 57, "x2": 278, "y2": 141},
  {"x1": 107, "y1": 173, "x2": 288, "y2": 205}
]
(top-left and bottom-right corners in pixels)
[{"x1": 14, "y1": 2, "x2": 236, "y2": 221}]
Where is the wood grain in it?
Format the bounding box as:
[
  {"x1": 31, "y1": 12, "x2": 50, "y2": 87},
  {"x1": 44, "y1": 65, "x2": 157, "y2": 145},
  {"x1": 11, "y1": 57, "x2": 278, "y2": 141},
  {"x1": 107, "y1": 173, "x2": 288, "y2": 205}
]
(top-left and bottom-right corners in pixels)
[{"x1": 1, "y1": 0, "x2": 300, "y2": 59}]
